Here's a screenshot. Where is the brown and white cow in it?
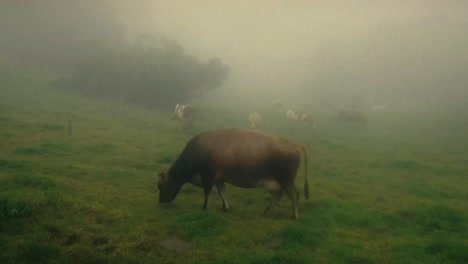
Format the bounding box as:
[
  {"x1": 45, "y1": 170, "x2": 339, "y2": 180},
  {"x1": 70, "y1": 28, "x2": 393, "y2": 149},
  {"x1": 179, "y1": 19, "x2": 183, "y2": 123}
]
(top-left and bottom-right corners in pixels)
[
  {"x1": 248, "y1": 112, "x2": 262, "y2": 129},
  {"x1": 174, "y1": 104, "x2": 195, "y2": 131},
  {"x1": 158, "y1": 128, "x2": 309, "y2": 219},
  {"x1": 286, "y1": 110, "x2": 313, "y2": 126}
]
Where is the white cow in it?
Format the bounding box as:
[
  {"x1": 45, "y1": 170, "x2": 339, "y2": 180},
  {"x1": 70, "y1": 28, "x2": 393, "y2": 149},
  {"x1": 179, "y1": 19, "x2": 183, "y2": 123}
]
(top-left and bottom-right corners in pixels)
[
  {"x1": 286, "y1": 110, "x2": 313, "y2": 126},
  {"x1": 174, "y1": 104, "x2": 195, "y2": 131},
  {"x1": 248, "y1": 112, "x2": 262, "y2": 129}
]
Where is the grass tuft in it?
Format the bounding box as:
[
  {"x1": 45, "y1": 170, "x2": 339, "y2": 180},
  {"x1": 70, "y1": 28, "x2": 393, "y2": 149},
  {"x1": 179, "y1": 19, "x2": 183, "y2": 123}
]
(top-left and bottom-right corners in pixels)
[
  {"x1": 425, "y1": 238, "x2": 468, "y2": 263},
  {"x1": 412, "y1": 204, "x2": 466, "y2": 234},
  {"x1": 19, "y1": 240, "x2": 60, "y2": 264},
  {"x1": 14, "y1": 142, "x2": 72, "y2": 155},
  {"x1": 38, "y1": 123, "x2": 65, "y2": 131},
  {"x1": 13, "y1": 174, "x2": 57, "y2": 190},
  {"x1": 330, "y1": 243, "x2": 374, "y2": 264},
  {"x1": 281, "y1": 224, "x2": 326, "y2": 250},
  {"x1": 387, "y1": 160, "x2": 423, "y2": 170},
  {"x1": 169, "y1": 210, "x2": 226, "y2": 239},
  {"x1": 0, "y1": 158, "x2": 31, "y2": 171},
  {"x1": 210, "y1": 250, "x2": 310, "y2": 264},
  {"x1": 314, "y1": 199, "x2": 381, "y2": 229},
  {"x1": 158, "y1": 150, "x2": 176, "y2": 163},
  {"x1": 83, "y1": 143, "x2": 116, "y2": 154},
  {"x1": 390, "y1": 241, "x2": 426, "y2": 264},
  {"x1": 406, "y1": 180, "x2": 449, "y2": 200},
  {"x1": 0, "y1": 195, "x2": 36, "y2": 220},
  {"x1": 109, "y1": 169, "x2": 133, "y2": 179},
  {"x1": 0, "y1": 186, "x2": 62, "y2": 221}
]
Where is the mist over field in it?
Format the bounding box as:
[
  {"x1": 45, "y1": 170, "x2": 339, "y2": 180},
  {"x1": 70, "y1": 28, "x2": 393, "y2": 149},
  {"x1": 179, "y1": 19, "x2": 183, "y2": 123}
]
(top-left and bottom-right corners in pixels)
[
  {"x1": 121, "y1": 0, "x2": 468, "y2": 108},
  {"x1": 2, "y1": 0, "x2": 468, "y2": 111},
  {"x1": 1, "y1": 1, "x2": 468, "y2": 263}
]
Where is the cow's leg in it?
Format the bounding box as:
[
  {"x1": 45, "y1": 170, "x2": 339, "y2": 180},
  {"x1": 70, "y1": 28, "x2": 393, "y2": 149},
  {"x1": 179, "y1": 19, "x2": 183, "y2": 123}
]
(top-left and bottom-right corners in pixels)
[
  {"x1": 201, "y1": 176, "x2": 214, "y2": 210},
  {"x1": 262, "y1": 190, "x2": 282, "y2": 216},
  {"x1": 202, "y1": 185, "x2": 212, "y2": 210},
  {"x1": 262, "y1": 179, "x2": 283, "y2": 216},
  {"x1": 215, "y1": 182, "x2": 229, "y2": 211},
  {"x1": 285, "y1": 184, "x2": 299, "y2": 219}
]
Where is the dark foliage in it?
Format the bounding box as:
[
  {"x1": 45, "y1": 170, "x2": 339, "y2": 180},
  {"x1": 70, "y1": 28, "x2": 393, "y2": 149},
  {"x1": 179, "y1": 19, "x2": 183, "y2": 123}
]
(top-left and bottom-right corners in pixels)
[{"x1": 65, "y1": 35, "x2": 229, "y2": 109}]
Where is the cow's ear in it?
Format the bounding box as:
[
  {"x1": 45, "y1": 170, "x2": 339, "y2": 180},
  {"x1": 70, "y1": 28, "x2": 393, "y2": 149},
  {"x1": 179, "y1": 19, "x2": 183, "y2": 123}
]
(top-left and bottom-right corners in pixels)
[{"x1": 158, "y1": 172, "x2": 167, "y2": 183}]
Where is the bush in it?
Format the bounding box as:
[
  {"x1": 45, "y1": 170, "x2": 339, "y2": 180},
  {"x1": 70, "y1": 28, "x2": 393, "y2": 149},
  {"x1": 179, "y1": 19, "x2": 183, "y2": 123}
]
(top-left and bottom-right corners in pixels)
[{"x1": 66, "y1": 35, "x2": 230, "y2": 109}]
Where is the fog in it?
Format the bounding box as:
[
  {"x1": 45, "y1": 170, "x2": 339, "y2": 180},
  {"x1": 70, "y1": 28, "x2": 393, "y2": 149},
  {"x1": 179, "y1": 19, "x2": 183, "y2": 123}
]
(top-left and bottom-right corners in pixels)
[
  {"x1": 2, "y1": 0, "x2": 468, "y2": 111},
  {"x1": 117, "y1": 0, "x2": 468, "y2": 109}
]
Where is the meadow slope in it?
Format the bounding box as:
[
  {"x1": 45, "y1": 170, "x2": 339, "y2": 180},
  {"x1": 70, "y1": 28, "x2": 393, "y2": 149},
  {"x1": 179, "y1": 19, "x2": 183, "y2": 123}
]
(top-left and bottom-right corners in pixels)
[{"x1": 1, "y1": 73, "x2": 467, "y2": 263}]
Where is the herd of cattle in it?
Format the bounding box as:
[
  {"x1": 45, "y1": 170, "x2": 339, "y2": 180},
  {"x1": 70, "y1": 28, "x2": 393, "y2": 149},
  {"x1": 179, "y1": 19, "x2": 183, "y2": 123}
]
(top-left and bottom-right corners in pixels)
[
  {"x1": 174, "y1": 100, "x2": 317, "y2": 132},
  {"x1": 161, "y1": 100, "x2": 379, "y2": 219},
  {"x1": 173, "y1": 99, "x2": 374, "y2": 132}
]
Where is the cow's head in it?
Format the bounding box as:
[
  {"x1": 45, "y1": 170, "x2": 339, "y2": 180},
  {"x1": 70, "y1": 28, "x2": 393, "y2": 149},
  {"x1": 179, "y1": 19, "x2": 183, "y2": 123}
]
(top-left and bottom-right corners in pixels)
[{"x1": 158, "y1": 172, "x2": 182, "y2": 205}]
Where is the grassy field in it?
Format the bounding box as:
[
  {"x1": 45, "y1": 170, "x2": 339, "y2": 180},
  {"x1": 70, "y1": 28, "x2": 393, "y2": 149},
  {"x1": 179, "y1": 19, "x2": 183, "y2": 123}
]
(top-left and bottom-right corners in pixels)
[{"x1": 1, "y1": 72, "x2": 467, "y2": 263}]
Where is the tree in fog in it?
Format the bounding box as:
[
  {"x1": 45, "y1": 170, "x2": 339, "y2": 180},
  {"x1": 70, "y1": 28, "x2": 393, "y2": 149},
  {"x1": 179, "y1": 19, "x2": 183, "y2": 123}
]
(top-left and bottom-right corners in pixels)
[
  {"x1": 1, "y1": 0, "x2": 230, "y2": 108},
  {"x1": 67, "y1": 35, "x2": 230, "y2": 109}
]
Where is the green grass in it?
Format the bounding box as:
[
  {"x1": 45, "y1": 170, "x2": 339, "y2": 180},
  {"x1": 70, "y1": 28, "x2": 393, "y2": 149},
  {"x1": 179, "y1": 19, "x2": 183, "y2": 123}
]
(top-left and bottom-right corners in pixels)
[
  {"x1": 0, "y1": 72, "x2": 467, "y2": 263},
  {"x1": 14, "y1": 142, "x2": 72, "y2": 155},
  {"x1": 0, "y1": 158, "x2": 32, "y2": 171},
  {"x1": 168, "y1": 209, "x2": 227, "y2": 239}
]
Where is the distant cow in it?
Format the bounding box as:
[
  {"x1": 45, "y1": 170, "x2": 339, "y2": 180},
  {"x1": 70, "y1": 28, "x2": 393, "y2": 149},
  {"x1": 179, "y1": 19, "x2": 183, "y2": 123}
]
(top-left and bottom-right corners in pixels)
[
  {"x1": 158, "y1": 128, "x2": 309, "y2": 219},
  {"x1": 174, "y1": 104, "x2": 195, "y2": 131},
  {"x1": 248, "y1": 112, "x2": 262, "y2": 129},
  {"x1": 338, "y1": 109, "x2": 366, "y2": 123},
  {"x1": 286, "y1": 110, "x2": 313, "y2": 126}
]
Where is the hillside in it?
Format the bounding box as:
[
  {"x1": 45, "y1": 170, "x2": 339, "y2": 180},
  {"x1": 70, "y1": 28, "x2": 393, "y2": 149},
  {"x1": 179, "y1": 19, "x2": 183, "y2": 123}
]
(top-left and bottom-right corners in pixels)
[{"x1": 1, "y1": 73, "x2": 467, "y2": 263}]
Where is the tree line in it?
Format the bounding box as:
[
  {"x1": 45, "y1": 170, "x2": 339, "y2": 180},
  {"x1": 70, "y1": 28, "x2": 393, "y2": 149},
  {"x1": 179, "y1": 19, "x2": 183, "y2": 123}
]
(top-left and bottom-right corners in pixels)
[
  {"x1": 65, "y1": 35, "x2": 229, "y2": 108},
  {"x1": 1, "y1": 1, "x2": 230, "y2": 109}
]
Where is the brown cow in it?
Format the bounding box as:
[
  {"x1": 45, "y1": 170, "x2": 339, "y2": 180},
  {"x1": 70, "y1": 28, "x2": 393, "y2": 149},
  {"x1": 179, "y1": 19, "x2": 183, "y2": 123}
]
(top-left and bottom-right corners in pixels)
[
  {"x1": 158, "y1": 128, "x2": 309, "y2": 219},
  {"x1": 174, "y1": 104, "x2": 195, "y2": 131}
]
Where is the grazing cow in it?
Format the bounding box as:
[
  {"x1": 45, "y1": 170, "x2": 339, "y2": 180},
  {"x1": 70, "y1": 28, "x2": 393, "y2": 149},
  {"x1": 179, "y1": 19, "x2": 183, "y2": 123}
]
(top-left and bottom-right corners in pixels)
[
  {"x1": 286, "y1": 110, "x2": 313, "y2": 126},
  {"x1": 174, "y1": 104, "x2": 195, "y2": 131},
  {"x1": 248, "y1": 112, "x2": 262, "y2": 129},
  {"x1": 338, "y1": 109, "x2": 366, "y2": 123},
  {"x1": 158, "y1": 128, "x2": 309, "y2": 219}
]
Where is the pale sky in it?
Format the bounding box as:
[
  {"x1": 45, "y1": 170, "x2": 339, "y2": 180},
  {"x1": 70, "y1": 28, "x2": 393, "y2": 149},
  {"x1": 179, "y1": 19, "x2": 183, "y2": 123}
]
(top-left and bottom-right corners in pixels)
[{"x1": 112, "y1": 1, "x2": 467, "y2": 97}]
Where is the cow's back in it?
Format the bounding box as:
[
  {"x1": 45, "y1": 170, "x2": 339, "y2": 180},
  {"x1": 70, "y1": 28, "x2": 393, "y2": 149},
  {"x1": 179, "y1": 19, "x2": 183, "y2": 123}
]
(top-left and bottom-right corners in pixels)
[{"x1": 185, "y1": 129, "x2": 302, "y2": 186}]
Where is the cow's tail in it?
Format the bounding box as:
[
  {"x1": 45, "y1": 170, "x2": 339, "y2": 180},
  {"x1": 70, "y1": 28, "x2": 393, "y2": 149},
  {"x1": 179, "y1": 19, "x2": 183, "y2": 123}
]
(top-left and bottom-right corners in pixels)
[{"x1": 300, "y1": 144, "x2": 310, "y2": 199}]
